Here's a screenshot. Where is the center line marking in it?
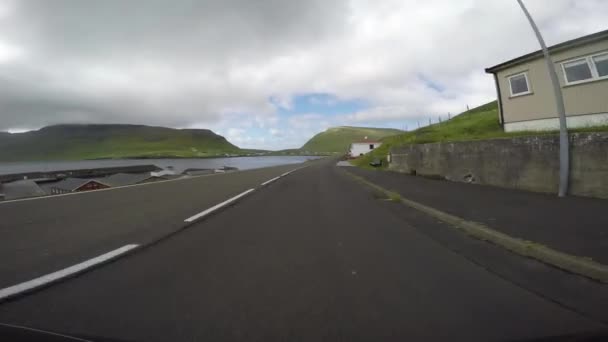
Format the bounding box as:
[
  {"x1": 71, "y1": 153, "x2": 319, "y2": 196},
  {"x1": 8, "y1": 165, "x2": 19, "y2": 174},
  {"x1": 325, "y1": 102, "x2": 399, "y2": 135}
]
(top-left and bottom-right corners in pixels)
[
  {"x1": 261, "y1": 176, "x2": 280, "y2": 186},
  {"x1": 184, "y1": 188, "x2": 255, "y2": 223},
  {"x1": 0, "y1": 244, "x2": 139, "y2": 301}
]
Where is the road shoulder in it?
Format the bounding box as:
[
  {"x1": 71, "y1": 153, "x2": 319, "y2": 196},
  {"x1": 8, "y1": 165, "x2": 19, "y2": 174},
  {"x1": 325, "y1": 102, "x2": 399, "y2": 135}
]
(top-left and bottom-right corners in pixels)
[{"x1": 339, "y1": 166, "x2": 608, "y2": 324}]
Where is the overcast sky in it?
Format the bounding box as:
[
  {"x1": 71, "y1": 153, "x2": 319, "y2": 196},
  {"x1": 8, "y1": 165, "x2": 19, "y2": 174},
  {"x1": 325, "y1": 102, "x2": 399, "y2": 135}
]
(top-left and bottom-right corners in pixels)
[{"x1": 0, "y1": 0, "x2": 606, "y2": 149}]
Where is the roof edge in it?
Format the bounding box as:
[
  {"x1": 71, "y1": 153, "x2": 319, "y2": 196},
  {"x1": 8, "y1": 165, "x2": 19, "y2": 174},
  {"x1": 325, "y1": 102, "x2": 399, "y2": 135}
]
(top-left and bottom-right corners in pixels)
[{"x1": 485, "y1": 29, "x2": 608, "y2": 74}]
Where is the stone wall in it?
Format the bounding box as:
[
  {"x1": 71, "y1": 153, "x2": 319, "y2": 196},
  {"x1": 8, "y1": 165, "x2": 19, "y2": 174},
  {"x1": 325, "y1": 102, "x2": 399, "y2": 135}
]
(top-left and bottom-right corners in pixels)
[{"x1": 389, "y1": 132, "x2": 608, "y2": 199}]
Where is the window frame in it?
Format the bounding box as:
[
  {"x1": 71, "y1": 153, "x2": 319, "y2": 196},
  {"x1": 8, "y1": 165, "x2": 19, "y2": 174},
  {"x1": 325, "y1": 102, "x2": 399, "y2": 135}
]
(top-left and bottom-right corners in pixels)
[
  {"x1": 592, "y1": 52, "x2": 608, "y2": 78},
  {"x1": 561, "y1": 51, "x2": 608, "y2": 86},
  {"x1": 508, "y1": 72, "x2": 532, "y2": 97}
]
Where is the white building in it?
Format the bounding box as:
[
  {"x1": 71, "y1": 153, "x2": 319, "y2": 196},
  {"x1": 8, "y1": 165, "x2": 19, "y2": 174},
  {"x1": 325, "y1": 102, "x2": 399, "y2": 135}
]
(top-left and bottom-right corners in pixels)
[{"x1": 349, "y1": 140, "x2": 382, "y2": 157}]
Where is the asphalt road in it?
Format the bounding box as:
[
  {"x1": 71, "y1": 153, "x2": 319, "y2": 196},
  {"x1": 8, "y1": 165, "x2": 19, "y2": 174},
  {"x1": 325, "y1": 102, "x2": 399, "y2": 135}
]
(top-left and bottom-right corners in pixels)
[
  {"x1": 0, "y1": 159, "x2": 606, "y2": 341},
  {"x1": 0, "y1": 163, "x2": 302, "y2": 288}
]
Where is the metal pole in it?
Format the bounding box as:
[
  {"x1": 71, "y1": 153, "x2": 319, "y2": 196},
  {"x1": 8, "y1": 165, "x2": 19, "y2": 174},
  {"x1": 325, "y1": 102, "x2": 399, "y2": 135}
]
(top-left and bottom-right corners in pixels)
[{"x1": 517, "y1": 0, "x2": 569, "y2": 197}]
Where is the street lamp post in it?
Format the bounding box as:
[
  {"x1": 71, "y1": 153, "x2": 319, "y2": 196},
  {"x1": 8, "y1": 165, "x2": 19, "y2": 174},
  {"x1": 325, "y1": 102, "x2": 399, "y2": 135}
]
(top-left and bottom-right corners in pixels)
[{"x1": 517, "y1": 0, "x2": 569, "y2": 197}]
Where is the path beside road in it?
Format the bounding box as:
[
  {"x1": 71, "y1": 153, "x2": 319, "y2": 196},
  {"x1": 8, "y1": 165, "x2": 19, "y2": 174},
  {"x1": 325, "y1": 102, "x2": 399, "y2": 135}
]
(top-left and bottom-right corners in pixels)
[{"x1": 348, "y1": 167, "x2": 608, "y2": 264}]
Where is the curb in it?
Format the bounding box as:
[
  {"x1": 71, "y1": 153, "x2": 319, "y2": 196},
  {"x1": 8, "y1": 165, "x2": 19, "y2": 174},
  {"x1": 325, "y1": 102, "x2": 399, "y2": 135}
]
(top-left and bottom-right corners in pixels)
[{"x1": 341, "y1": 169, "x2": 608, "y2": 283}]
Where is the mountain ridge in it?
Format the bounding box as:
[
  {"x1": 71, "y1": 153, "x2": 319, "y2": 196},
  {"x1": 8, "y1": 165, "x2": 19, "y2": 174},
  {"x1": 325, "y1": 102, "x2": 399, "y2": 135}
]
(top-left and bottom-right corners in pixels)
[{"x1": 0, "y1": 124, "x2": 241, "y2": 161}]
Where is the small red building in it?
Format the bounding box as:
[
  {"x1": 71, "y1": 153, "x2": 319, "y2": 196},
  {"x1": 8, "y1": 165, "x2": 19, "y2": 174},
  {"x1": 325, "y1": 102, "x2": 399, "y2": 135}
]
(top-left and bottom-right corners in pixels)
[{"x1": 50, "y1": 178, "x2": 110, "y2": 195}]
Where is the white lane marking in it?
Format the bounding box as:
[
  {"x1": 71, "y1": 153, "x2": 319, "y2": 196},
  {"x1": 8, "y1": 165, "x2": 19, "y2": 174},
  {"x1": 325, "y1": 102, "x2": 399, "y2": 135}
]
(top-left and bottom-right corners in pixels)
[
  {"x1": 0, "y1": 323, "x2": 95, "y2": 341},
  {"x1": 280, "y1": 164, "x2": 310, "y2": 177},
  {"x1": 0, "y1": 244, "x2": 139, "y2": 301},
  {"x1": 0, "y1": 164, "x2": 309, "y2": 205},
  {"x1": 184, "y1": 188, "x2": 255, "y2": 223},
  {"x1": 261, "y1": 176, "x2": 280, "y2": 186}
]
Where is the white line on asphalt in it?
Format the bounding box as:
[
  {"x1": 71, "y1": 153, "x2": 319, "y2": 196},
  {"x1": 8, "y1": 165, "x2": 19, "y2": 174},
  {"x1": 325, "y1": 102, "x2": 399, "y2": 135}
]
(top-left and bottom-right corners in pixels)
[
  {"x1": 281, "y1": 171, "x2": 292, "y2": 177},
  {"x1": 261, "y1": 176, "x2": 280, "y2": 186},
  {"x1": 184, "y1": 188, "x2": 255, "y2": 223},
  {"x1": 0, "y1": 323, "x2": 95, "y2": 341},
  {"x1": 0, "y1": 244, "x2": 139, "y2": 301}
]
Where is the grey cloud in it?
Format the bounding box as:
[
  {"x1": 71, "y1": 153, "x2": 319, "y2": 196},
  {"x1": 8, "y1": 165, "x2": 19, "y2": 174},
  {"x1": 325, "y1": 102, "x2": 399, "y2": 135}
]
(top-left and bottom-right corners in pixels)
[
  {"x1": 7, "y1": 0, "x2": 348, "y2": 63},
  {"x1": 0, "y1": 0, "x2": 349, "y2": 130}
]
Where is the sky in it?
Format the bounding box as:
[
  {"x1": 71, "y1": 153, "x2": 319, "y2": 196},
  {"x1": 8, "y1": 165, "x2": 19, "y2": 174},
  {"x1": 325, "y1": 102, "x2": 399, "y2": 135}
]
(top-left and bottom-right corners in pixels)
[{"x1": 0, "y1": 0, "x2": 606, "y2": 150}]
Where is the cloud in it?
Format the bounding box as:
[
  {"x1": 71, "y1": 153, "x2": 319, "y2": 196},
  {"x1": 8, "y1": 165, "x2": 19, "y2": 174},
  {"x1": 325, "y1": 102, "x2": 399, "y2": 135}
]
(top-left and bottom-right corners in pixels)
[
  {"x1": 269, "y1": 128, "x2": 282, "y2": 137},
  {"x1": 0, "y1": 0, "x2": 606, "y2": 149}
]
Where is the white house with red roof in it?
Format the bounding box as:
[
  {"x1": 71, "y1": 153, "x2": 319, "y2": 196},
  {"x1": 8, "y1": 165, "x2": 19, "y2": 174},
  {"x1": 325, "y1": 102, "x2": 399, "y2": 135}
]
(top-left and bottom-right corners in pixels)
[{"x1": 349, "y1": 137, "x2": 382, "y2": 157}]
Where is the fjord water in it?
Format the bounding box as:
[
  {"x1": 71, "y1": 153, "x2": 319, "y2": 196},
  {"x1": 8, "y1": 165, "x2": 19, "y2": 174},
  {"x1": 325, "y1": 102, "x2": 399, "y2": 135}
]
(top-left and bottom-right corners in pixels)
[{"x1": 0, "y1": 156, "x2": 320, "y2": 175}]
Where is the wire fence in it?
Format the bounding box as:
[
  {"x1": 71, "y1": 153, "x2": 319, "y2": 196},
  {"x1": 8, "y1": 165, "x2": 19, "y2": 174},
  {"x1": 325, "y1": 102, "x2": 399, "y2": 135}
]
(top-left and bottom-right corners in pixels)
[{"x1": 399, "y1": 105, "x2": 470, "y2": 132}]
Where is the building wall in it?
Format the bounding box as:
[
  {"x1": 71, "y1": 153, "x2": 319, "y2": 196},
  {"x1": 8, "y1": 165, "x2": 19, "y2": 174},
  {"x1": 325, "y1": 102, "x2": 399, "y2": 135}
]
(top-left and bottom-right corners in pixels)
[
  {"x1": 389, "y1": 132, "x2": 608, "y2": 199},
  {"x1": 496, "y1": 38, "x2": 608, "y2": 126},
  {"x1": 350, "y1": 143, "x2": 381, "y2": 156}
]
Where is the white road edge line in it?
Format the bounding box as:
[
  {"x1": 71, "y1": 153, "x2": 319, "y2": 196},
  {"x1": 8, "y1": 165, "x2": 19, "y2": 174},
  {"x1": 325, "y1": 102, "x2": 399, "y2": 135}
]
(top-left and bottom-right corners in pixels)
[
  {"x1": 184, "y1": 188, "x2": 255, "y2": 223},
  {"x1": 0, "y1": 323, "x2": 94, "y2": 342},
  {"x1": 261, "y1": 176, "x2": 280, "y2": 186},
  {"x1": 0, "y1": 244, "x2": 139, "y2": 301}
]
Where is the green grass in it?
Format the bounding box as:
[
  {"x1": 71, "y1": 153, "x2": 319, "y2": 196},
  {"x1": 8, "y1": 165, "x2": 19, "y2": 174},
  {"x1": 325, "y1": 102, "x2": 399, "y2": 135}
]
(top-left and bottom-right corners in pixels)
[
  {"x1": 300, "y1": 126, "x2": 403, "y2": 153},
  {"x1": 352, "y1": 101, "x2": 608, "y2": 168},
  {"x1": 387, "y1": 191, "x2": 402, "y2": 202},
  {"x1": 0, "y1": 124, "x2": 242, "y2": 161}
]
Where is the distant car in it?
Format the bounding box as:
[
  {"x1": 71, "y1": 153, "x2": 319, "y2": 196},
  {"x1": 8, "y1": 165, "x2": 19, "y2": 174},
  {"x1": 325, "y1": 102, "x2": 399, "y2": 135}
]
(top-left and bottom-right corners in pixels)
[{"x1": 369, "y1": 159, "x2": 383, "y2": 167}]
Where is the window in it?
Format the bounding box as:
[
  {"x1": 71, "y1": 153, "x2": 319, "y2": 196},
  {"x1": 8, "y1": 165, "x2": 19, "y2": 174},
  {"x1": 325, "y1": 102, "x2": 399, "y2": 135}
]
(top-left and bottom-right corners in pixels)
[
  {"x1": 593, "y1": 53, "x2": 608, "y2": 77},
  {"x1": 563, "y1": 58, "x2": 593, "y2": 83},
  {"x1": 369, "y1": 144, "x2": 374, "y2": 150},
  {"x1": 508, "y1": 72, "x2": 531, "y2": 97},
  {"x1": 562, "y1": 52, "x2": 608, "y2": 85}
]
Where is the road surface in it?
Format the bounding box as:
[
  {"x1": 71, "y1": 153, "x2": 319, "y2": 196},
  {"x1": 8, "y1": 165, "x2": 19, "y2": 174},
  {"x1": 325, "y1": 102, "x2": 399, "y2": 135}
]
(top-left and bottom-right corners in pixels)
[
  {"x1": 0, "y1": 158, "x2": 606, "y2": 341},
  {"x1": 0, "y1": 164, "x2": 300, "y2": 288}
]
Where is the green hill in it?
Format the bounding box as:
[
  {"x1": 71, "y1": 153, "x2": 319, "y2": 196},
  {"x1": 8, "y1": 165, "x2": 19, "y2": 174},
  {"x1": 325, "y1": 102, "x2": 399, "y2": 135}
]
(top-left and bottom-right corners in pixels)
[
  {"x1": 352, "y1": 100, "x2": 608, "y2": 167},
  {"x1": 353, "y1": 101, "x2": 501, "y2": 166},
  {"x1": 300, "y1": 126, "x2": 403, "y2": 153},
  {"x1": 0, "y1": 124, "x2": 241, "y2": 161}
]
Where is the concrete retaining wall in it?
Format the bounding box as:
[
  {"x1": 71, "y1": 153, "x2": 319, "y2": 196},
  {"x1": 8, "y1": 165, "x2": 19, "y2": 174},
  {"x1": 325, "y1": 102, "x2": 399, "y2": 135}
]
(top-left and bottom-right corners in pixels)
[{"x1": 389, "y1": 132, "x2": 608, "y2": 199}]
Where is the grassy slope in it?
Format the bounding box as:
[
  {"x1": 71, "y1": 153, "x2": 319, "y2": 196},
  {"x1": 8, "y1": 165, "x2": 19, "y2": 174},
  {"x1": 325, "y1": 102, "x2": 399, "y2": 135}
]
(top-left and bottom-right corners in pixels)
[
  {"x1": 0, "y1": 124, "x2": 241, "y2": 161},
  {"x1": 301, "y1": 126, "x2": 403, "y2": 153},
  {"x1": 352, "y1": 101, "x2": 608, "y2": 167}
]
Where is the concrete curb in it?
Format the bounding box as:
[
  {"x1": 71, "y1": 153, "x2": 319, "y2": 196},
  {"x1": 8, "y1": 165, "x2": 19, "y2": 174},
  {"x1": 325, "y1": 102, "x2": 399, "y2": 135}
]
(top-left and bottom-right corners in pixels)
[{"x1": 341, "y1": 169, "x2": 608, "y2": 283}]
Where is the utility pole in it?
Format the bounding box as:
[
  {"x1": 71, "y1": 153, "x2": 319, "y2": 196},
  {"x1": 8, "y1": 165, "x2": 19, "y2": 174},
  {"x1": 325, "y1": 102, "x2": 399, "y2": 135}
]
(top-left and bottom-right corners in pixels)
[{"x1": 517, "y1": 0, "x2": 569, "y2": 197}]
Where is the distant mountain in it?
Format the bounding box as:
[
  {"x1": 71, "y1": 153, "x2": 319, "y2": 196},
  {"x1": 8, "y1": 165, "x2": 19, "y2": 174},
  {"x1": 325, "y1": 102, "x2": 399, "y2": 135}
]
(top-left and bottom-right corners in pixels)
[
  {"x1": 300, "y1": 126, "x2": 403, "y2": 153},
  {"x1": 0, "y1": 124, "x2": 241, "y2": 161}
]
